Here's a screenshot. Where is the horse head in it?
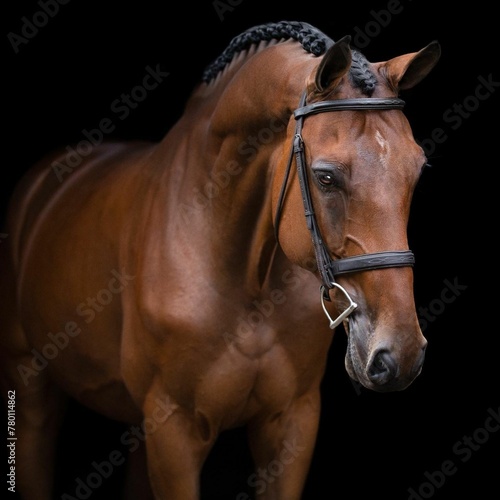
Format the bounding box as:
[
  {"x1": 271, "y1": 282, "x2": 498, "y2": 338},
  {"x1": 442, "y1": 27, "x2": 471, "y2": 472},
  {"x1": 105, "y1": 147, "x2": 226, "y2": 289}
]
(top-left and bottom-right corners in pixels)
[{"x1": 274, "y1": 36, "x2": 441, "y2": 392}]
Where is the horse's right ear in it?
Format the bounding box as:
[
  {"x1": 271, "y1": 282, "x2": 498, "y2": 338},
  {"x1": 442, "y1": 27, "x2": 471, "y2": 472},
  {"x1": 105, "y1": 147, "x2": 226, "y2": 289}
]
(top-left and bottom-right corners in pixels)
[{"x1": 313, "y1": 35, "x2": 352, "y2": 92}]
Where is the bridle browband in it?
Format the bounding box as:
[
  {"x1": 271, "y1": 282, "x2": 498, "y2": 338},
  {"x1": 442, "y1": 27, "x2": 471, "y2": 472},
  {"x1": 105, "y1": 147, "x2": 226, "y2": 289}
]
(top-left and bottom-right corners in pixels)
[{"x1": 274, "y1": 91, "x2": 415, "y2": 329}]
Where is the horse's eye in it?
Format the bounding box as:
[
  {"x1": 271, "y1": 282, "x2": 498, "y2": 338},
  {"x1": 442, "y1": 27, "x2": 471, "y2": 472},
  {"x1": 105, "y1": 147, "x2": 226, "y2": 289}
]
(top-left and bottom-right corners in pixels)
[{"x1": 316, "y1": 172, "x2": 335, "y2": 187}]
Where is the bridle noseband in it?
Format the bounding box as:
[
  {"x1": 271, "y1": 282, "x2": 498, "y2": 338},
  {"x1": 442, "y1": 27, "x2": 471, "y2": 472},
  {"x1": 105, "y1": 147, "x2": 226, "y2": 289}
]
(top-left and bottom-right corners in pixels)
[{"x1": 274, "y1": 91, "x2": 415, "y2": 329}]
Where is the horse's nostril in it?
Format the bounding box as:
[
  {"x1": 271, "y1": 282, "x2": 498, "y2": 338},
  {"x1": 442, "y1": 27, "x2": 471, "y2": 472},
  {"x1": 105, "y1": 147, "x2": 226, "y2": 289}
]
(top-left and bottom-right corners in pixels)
[
  {"x1": 367, "y1": 350, "x2": 397, "y2": 385},
  {"x1": 414, "y1": 345, "x2": 427, "y2": 373}
]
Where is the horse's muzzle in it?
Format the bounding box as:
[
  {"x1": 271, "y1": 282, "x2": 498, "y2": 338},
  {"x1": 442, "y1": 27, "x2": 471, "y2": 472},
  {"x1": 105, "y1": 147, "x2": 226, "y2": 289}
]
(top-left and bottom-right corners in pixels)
[{"x1": 345, "y1": 314, "x2": 427, "y2": 392}]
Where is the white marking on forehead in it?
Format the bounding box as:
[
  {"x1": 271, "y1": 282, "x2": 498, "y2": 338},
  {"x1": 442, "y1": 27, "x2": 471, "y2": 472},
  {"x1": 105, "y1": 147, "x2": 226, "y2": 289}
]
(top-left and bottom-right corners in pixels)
[
  {"x1": 375, "y1": 129, "x2": 389, "y2": 166},
  {"x1": 375, "y1": 129, "x2": 388, "y2": 151}
]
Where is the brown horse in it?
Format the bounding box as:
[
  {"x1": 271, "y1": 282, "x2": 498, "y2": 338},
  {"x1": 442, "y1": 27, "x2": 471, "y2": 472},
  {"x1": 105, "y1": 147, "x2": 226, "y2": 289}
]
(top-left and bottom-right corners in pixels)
[{"x1": 1, "y1": 21, "x2": 440, "y2": 499}]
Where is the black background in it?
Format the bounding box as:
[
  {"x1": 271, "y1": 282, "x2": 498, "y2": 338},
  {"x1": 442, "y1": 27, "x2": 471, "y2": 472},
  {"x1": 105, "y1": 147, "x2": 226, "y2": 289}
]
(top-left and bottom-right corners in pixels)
[{"x1": 2, "y1": 1, "x2": 498, "y2": 499}]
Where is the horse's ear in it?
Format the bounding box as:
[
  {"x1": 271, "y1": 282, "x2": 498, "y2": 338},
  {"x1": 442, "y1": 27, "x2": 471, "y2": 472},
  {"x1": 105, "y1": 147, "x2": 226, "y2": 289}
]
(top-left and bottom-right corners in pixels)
[
  {"x1": 314, "y1": 35, "x2": 352, "y2": 92},
  {"x1": 383, "y1": 40, "x2": 441, "y2": 90}
]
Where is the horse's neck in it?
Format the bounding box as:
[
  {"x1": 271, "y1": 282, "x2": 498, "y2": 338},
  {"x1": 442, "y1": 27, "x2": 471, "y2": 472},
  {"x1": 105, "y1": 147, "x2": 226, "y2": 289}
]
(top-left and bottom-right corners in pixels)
[{"x1": 152, "y1": 43, "x2": 310, "y2": 292}]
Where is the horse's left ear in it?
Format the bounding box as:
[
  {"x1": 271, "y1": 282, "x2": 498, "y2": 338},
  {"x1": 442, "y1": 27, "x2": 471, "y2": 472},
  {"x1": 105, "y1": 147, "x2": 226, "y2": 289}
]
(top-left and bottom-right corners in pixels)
[
  {"x1": 313, "y1": 35, "x2": 352, "y2": 92},
  {"x1": 382, "y1": 40, "x2": 441, "y2": 90}
]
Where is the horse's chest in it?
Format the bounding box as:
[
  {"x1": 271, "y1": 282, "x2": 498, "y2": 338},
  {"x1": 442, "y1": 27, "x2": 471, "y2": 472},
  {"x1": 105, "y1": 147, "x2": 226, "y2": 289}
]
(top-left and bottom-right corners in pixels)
[
  {"x1": 188, "y1": 316, "x2": 329, "y2": 426},
  {"x1": 131, "y1": 275, "x2": 331, "y2": 424},
  {"x1": 193, "y1": 332, "x2": 303, "y2": 426}
]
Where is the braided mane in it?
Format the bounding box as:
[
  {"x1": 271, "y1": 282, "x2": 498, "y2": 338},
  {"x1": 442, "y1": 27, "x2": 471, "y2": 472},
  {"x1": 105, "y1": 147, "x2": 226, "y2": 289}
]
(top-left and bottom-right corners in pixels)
[
  {"x1": 201, "y1": 21, "x2": 378, "y2": 96},
  {"x1": 202, "y1": 21, "x2": 333, "y2": 83}
]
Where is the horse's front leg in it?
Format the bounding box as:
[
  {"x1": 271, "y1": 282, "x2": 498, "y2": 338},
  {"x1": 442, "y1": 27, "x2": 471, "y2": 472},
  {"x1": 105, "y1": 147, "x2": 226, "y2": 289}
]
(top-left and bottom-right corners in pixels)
[
  {"x1": 142, "y1": 390, "x2": 215, "y2": 500},
  {"x1": 246, "y1": 391, "x2": 321, "y2": 500}
]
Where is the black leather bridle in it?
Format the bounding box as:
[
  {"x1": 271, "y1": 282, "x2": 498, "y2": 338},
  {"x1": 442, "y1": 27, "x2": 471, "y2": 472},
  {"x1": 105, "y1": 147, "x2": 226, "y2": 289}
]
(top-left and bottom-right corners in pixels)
[{"x1": 274, "y1": 91, "x2": 416, "y2": 329}]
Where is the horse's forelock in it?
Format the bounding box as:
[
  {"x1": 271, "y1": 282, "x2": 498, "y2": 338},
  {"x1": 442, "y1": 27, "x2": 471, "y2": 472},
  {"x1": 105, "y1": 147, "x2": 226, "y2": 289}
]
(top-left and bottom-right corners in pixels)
[{"x1": 349, "y1": 50, "x2": 378, "y2": 96}]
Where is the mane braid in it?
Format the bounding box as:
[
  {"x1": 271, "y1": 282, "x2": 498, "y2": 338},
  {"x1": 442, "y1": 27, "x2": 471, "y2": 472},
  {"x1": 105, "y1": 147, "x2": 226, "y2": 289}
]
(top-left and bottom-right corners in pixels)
[
  {"x1": 202, "y1": 21, "x2": 334, "y2": 83},
  {"x1": 350, "y1": 50, "x2": 378, "y2": 96}
]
